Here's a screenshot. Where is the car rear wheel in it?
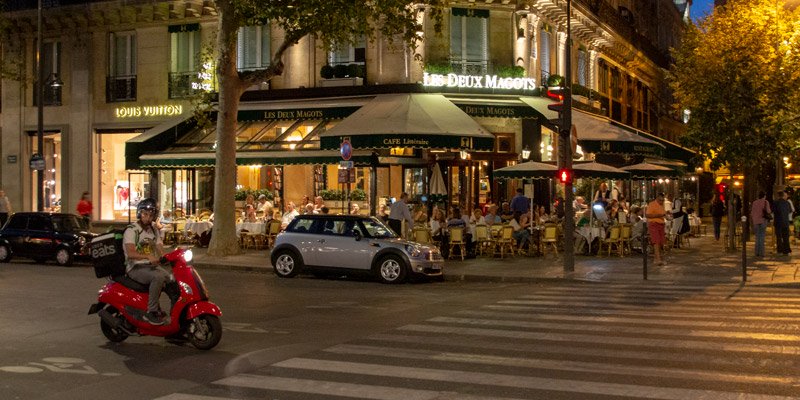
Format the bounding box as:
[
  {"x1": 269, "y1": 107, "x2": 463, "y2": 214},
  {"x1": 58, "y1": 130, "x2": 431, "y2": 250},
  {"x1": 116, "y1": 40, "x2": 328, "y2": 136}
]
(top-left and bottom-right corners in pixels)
[
  {"x1": 55, "y1": 248, "x2": 73, "y2": 266},
  {"x1": 0, "y1": 244, "x2": 11, "y2": 262},
  {"x1": 273, "y1": 249, "x2": 302, "y2": 278},
  {"x1": 376, "y1": 255, "x2": 407, "y2": 284}
]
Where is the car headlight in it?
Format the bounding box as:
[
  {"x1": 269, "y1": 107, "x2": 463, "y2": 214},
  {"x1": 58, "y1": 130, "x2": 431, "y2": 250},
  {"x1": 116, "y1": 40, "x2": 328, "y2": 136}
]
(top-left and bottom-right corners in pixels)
[
  {"x1": 183, "y1": 249, "x2": 193, "y2": 263},
  {"x1": 405, "y1": 244, "x2": 422, "y2": 258},
  {"x1": 78, "y1": 236, "x2": 86, "y2": 246}
]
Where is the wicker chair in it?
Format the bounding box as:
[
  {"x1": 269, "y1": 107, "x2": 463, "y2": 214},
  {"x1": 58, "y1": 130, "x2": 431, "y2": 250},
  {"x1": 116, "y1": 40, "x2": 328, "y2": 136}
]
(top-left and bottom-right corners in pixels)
[
  {"x1": 412, "y1": 227, "x2": 433, "y2": 245},
  {"x1": 265, "y1": 220, "x2": 282, "y2": 249},
  {"x1": 474, "y1": 225, "x2": 495, "y2": 256},
  {"x1": 599, "y1": 225, "x2": 623, "y2": 257},
  {"x1": 541, "y1": 223, "x2": 559, "y2": 257},
  {"x1": 495, "y1": 225, "x2": 516, "y2": 258},
  {"x1": 619, "y1": 223, "x2": 633, "y2": 255},
  {"x1": 447, "y1": 227, "x2": 466, "y2": 261}
]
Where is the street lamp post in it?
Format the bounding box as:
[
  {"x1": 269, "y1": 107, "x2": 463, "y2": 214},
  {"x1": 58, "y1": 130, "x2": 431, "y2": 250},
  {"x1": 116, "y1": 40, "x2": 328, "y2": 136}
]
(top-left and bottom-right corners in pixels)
[{"x1": 36, "y1": 0, "x2": 44, "y2": 211}]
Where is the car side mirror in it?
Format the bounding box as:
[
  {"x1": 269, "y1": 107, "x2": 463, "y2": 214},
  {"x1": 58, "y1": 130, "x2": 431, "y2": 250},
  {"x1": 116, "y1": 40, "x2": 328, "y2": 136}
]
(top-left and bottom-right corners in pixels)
[{"x1": 353, "y1": 230, "x2": 362, "y2": 241}]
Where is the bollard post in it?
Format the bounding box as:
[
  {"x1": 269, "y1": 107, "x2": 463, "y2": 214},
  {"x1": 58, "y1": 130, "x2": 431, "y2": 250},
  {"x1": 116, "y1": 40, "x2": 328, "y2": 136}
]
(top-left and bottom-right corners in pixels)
[
  {"x1": 741, "y1": 215, "x2": 747, "y2": 282},
  {"x1": 642, "y1": 228, "x2": 648, "y2": 280}
]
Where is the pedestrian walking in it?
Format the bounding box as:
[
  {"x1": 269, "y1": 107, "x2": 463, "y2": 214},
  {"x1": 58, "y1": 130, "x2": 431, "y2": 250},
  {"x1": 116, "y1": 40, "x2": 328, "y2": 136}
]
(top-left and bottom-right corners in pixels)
[
  {"x1": 77, "y1": 191, "x2": 93, "y2": 228},
  {"x1": 645, "y1": 192, "x2": 667, "y2": 266},
  {"x1": 773, "y1": 191, "x2": 792, "y2": 255},
  {"x1": 0, "y1": 189, "x2": 11, "y2": 227},
  {"x1": 750, "y1": 191, "x2": 771, "y2": 258},
  {"x1": 711, "y1": 196, "x2": 726, "y2": 241}
]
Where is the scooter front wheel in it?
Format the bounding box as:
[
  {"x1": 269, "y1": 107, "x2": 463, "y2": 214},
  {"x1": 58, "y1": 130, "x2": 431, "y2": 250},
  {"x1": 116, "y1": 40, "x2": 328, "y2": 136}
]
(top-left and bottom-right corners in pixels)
[{"x1": 187, "y1": 315, "x2": 222, "y2": 350}]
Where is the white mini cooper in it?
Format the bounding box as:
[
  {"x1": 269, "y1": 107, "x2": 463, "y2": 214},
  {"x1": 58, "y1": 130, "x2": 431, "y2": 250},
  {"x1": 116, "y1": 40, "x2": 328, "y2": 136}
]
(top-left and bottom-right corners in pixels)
[{"x1": 270, "y1": 214, "x2": 443, "y2": 283}]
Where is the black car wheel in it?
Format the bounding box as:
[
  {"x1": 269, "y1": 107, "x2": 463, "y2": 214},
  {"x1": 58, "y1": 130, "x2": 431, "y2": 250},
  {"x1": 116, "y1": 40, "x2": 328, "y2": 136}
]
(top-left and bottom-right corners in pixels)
[
  {"x1": 273, "y1": 249, "x2": 302, "y2": 278},
  {"x1": 0, "y1": 244, "x2": 11, "y2": 262},
  {"x1": 55, "y1": 248, "x2": 73, "y2": 266},
  {"x1": 376, "y1": 254, "x2": 407, "y2": 284}
]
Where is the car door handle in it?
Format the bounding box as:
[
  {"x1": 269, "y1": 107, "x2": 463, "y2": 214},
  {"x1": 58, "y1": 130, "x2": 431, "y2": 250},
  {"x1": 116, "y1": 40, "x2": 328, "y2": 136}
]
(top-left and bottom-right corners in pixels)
[
  {"x1": 317, "y1": 239, "x2": 325, "y2": 243},
  {"x1": 370, "y1": 242, "x2": 380, "y2": 247}
]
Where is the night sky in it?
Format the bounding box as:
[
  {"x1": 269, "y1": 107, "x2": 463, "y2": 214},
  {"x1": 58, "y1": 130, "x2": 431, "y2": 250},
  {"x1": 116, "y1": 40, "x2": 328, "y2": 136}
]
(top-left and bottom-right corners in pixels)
[{"x1": 690, "y1": 0, "x2": 715, "y2": 21}]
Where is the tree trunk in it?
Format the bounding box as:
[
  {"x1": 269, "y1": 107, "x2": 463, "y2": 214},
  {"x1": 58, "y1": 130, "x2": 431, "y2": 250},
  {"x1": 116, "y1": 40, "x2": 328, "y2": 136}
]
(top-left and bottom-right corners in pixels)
[{"x1": 207, "y1": 0, "x2": 244, "y2": 256}]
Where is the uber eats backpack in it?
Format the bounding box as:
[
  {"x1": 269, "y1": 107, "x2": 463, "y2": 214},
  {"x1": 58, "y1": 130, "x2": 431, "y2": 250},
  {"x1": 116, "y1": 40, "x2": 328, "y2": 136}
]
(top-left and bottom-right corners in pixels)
[{"x1": 91, "y1": 226, "x2": 130, "y2": 278}]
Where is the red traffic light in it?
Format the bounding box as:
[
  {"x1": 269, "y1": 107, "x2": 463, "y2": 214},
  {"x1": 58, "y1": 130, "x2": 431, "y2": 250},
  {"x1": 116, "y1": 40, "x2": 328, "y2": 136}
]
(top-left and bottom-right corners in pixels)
[
  {"x1": 546, "y1": 88, "x2": 565, "y2": 101},
  {"x1": 558, "y1": 168, "x2": 572, "y2": 184}
]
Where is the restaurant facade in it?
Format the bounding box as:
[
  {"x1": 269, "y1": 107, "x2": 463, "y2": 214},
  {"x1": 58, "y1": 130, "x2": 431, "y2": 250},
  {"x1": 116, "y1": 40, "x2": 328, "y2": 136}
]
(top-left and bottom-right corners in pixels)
[{"x1": 0, "y1": 0, "x2": 693, "y2": 221}]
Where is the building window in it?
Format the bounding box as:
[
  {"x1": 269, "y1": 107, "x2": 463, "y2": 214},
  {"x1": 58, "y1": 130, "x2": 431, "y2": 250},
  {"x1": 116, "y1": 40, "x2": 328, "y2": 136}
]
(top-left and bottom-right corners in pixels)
[
  {"x1": 577, "y1": 48, "x2": 588, "y2": 87},
  {"x1": 539, "y1": 26, "x2": 552, "y2": 83},
  {"x1": 237, "y1": 25, "x2": 271, "y2": 71},
  {"x1": 169, "y1": 24, "x2": 201, "y2": 99},
  {"x1": 329, "y1": 35, "x2": 366, "y2": 66},
  {"x1": 450, "y1": 8, "x2": 488, "y2": 75},
  {"x1": 98, "y1": 132, "x2": 145, "y2": 220},
  {"x1": 598, "y1": 61, "x2": 609, "y2": 95},
  {"x1": 33, "y1": 40, "x2": 61, "y2": 106},
  {"x1": 107, "y1": 31, "x2": 137, "y2": 102}
]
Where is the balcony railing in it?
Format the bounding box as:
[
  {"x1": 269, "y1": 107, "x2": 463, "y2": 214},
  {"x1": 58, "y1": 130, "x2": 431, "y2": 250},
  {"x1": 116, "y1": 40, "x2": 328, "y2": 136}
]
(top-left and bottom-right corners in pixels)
[
  {"x1": 449, "y1": 58, "x2": 490, "y2": 75},
  {"x1": 168, "y1": 71, "x2": 196, "y2": 99},
  {"x1": 106, "y1": 75, "x2": 137, "y2": 102}
]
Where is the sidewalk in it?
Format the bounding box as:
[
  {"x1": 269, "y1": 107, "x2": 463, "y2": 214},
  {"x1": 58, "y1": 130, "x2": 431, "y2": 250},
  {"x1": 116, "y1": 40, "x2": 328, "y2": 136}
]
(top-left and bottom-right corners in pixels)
[{"x1": 190, "y1": 234, "x2": 800, "y2": 287}]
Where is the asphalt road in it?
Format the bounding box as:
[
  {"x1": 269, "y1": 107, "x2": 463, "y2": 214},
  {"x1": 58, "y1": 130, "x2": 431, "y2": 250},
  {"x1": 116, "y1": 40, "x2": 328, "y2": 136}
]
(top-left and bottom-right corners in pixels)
[{"x1": 2, "y1": 260, "x2": 800, "y2": 400}]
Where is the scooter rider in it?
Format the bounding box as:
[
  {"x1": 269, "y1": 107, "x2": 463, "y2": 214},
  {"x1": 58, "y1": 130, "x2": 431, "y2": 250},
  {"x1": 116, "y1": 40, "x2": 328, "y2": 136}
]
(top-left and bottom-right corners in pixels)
[{"x1": 123, "y1": 198, "x2": 168, "y2": 325}]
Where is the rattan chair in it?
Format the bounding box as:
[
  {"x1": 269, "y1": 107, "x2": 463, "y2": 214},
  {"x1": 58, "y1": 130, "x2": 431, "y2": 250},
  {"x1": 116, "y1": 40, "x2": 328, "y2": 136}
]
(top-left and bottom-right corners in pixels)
[
  {"x1": 474, "y1": 225, "x2": 495, "y2": 256},
  {"x1": 265, "y1": 220, "x2": 282, "y2": 248},
  {"x1": 619, "y1": 223, "x2": 633, "y2": 255},
  {"x1": 447, "y1": 227, "x2": 466, "y2": 261},
  {"x1": 541, "y1": 223, "x2": 559, "y2": 257},
  {"x1": 495, "y1": 225, "x2": 516, "y2": 259},
  {"x1": 599, "y1": 225, "x2": 623, "y2": 257},
  {"x1": 412, "y1": 227, "x2": 433, "y2": 245}
]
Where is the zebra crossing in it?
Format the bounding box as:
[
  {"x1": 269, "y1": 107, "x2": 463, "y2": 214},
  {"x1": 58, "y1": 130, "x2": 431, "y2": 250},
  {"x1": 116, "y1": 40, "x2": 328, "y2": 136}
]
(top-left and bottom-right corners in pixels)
[{"x1": 156, "y1": 283, "x2": 800, "y2": 399}]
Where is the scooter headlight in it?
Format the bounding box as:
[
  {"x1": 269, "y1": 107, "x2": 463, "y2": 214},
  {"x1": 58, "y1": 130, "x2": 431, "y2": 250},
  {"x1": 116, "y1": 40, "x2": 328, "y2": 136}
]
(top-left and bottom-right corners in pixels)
[{"x1": 183, "y1": 249, "x2": 193, "y2": 263}]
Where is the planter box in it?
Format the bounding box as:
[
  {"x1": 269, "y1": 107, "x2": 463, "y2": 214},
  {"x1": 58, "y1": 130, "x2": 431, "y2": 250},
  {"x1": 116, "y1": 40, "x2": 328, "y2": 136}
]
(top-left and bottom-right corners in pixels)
[{"x1": 320, "y1": 77, "x2": 363, "y2": 87}]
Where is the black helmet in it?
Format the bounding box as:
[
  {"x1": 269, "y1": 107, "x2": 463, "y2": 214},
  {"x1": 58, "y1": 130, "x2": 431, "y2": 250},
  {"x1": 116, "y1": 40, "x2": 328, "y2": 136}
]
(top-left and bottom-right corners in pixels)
[{"x1": 136, "y1": 198, "x2": 158, "y2": 220}]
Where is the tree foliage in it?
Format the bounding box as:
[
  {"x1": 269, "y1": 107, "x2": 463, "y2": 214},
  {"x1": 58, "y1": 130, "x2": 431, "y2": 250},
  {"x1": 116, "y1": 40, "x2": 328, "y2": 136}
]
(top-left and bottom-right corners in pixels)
[
  {"x1": 669, "y1": 0, "x2": 800, "y2": 173},
  {"x1": 207, "y1": 0, "x2": 445, "y2": 255}
]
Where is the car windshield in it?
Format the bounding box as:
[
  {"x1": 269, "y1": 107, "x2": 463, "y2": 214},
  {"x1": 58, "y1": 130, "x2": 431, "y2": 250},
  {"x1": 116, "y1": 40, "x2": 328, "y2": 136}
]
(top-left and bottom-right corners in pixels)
[
  {"x1": 52, "y1": 215, "x2": 82, "y2": 232},
  {"x1": 361, "y1": 217, "x2": 396, "y2": 238}
]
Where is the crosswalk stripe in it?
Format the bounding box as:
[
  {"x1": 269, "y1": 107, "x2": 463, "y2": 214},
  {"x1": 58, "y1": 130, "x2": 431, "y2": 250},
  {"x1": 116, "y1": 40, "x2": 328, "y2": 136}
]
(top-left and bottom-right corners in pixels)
[
  {"x1": 323, "y1": 344, "x2": 799, "y2": 386},
  {"x1": 458, "y1": 309, "x2": 800, "y2": 331},
  {"x1": 483, "y1": 304, "x2": 800, "y2": 323},
  {"x1": 213, "y1": 374, "x2": 527, "y2": 400},
  {"x1": 154, "y1": 395, "x2": 234, "y2": 400},
  {"x1": 517, "y1": 293, "x2": 800, "y2": 308},
  {"x1": 397, "y1": 324, "x2": 800, "y2": 355},
  {"x1": 364, "y1": 333, "x2": 798, "y2": 370},
  {"x1": 525, "y1": 286, "x2": 800, "y2": 300},
  {"x1": 426, "y1": 316, "x2": 800, "y2": 342},
  {"x1": 272, "y1": 358, "x2": 797, "y2": 400},
  {"x1": 498, "y1": 299, "x2": 800, "y2": 314}
]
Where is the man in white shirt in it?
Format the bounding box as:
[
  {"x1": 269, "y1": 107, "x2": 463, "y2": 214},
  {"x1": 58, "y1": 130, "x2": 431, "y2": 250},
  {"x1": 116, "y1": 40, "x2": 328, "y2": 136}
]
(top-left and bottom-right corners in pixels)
[
  {"x1": 281, "y1": 202, "x2": 299, "y2": 229},
  {"x1": 388, "y1": 193, "x2": 413, "y2": 236},
  {"x1": 257, "y1": 194, "x2": 273, "y2": 215}
]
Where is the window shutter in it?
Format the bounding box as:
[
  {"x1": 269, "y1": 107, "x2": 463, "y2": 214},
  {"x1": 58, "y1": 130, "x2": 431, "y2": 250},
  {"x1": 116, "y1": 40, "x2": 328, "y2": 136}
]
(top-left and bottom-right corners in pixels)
[{"x1": 261, "y1": 25, "x2": 271, "y2": 67}]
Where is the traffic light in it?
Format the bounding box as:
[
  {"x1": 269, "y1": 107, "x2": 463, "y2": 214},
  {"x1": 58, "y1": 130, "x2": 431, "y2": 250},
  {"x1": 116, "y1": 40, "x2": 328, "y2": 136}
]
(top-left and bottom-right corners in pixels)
[
  {"x1": 558, "y1": 168, "x2": 572, "y2": 184},
  {"x1": 546, "y1": 87, "x2": 566, "y2": 102}
]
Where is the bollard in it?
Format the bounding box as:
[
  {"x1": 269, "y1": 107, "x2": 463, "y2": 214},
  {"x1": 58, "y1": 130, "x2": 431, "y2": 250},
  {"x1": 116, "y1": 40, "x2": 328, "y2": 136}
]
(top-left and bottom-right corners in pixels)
[
  {"x1": 741, "y1": 215, "x2": 747, "y2": 282},
  {"x1": 642, "y1": 228, "x2": 648, "y2": 280}
]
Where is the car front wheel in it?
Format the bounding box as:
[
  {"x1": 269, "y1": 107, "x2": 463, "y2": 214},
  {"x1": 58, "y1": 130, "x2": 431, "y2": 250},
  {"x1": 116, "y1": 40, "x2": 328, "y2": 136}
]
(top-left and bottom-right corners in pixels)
[
  {"x1": 273, "y1": 249, "x2": 302, "y2": 278},
  {"x1": 0, "y1": 244, "x2": 11, "y2": 262},
  {"x1": 376, "y1": 254, "x2": 407, "y2": 284},
  {"x1": 55, "y1": 248, "x2": 73, "y2": 266}
]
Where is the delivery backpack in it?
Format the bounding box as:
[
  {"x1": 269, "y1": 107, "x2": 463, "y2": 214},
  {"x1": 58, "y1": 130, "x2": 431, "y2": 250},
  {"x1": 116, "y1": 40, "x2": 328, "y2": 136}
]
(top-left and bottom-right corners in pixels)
[{"x1": 90, "y1": 227, "x2": 128, "y2": 278}]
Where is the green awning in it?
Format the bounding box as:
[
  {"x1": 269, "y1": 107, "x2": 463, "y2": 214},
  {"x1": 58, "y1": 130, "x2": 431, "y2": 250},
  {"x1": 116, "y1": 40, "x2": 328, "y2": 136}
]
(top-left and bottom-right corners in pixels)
[
  {"x1": 139, "y1": 150, "x2": 375, "y2": 169},
  {"x1": 319, "y1": 94, "x2": 496, "y2": 151},
  {"x1": 620, "y1": 122, "x2": 697, "y2": 164},
  {"x1": 573, "y1": 110, "x2": 664, "y2": 157},
  {"x1": 125, "y1": 115, "x2": 196, "y2": 170}
]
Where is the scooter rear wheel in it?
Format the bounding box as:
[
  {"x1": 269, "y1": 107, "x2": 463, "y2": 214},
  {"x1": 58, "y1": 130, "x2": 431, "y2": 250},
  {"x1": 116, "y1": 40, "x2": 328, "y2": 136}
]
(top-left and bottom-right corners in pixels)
[
  {"x1": 100, "y1": 308, "x2": 129, "y2": 343},
  {"x1": 187, "y1": 315, "x2": 222, "y2": 350}
]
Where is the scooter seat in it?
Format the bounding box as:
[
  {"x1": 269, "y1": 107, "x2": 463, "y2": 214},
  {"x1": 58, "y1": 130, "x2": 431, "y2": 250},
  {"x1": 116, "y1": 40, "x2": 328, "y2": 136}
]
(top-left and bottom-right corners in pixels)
[{"x1": 111, "y1": 274, "x2": 150, "y2": 293}]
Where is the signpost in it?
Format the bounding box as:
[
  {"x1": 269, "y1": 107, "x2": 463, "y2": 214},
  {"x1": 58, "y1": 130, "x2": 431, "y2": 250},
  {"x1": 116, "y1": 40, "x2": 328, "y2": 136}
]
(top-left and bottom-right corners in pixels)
[
  {"x1": 340, "y1": 139, "x2": 353, "y2": 212},
  {"x1": 29, "y1": 154, "x2": 45, "y2": 171}
]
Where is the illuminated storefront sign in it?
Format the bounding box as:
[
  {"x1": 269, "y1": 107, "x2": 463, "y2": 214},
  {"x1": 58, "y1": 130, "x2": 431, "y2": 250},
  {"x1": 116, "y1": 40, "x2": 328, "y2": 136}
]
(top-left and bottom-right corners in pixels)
[
  {"x1": 423, "y1": 72, "x2": 537, "y2": 91},
  {"x1": 115, "y1": 104, "x2": 183, "y2": 118}
]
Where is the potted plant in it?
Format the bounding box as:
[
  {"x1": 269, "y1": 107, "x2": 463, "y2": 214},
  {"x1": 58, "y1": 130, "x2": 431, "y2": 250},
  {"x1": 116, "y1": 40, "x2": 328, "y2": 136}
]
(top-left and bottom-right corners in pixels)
[
  {"x1": 546, "y1": 74, "x2": 564, "y2": 88},
  {"x1": 333, "y1": 64, "x2": 349, "y2": 78},
  {"x1": 320, "y1": 64, "x2": 335, "y2": 79},
  {"x1": 495, "y1": 65, "x2": 525, "y2": 78},
  {"x1": 424, "y1": 62, "x2": 453, "y2": 75},
  {"x1": 351, "y1": 188, "x2": 367, "y2": 201}
]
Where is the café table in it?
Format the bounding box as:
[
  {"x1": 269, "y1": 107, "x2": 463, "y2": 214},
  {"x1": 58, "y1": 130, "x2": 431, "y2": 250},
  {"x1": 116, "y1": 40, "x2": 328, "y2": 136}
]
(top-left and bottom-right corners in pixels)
[
  {"x1": 236, "y1": 221, "x2": 267, "y2": 237},
  {"x1": 185, "y1": 220, "x2": 213, "y2": 236}
]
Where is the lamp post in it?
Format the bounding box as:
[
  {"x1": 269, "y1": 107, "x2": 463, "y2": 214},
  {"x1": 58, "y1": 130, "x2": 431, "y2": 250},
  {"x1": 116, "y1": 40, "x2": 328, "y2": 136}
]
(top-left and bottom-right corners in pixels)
[
  {"x1": 695, "y1": 166, "x2": 703, "y2": 216},
  {"x1": 559, "y1": 0, "x2": 575, "y2": 273},
  {"x1": 35, "y1": 0, "x2": 62, "y2": 212}
]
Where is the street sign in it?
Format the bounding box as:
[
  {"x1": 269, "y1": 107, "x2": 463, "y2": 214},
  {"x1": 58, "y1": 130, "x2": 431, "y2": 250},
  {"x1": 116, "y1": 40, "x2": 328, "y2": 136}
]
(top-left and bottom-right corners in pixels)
[
  {"x1": 29, "y1": 154, "x2": 45, "y2": 171},
  {"x1": 339, "y1": 160, "x2": 354, "y2": 169},
  {"x1": 338, "y1": 168, "x2": 350, "y2": 183},
  {"x1": 340, "y1": 139, "x2": 352, "y2": 161}
]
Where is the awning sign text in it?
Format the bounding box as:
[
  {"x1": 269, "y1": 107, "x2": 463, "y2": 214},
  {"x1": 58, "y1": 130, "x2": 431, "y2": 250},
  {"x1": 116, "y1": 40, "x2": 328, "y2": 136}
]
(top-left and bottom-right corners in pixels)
[{"x1": 423, "y1": 72, "x2": 537, "y2": 91}]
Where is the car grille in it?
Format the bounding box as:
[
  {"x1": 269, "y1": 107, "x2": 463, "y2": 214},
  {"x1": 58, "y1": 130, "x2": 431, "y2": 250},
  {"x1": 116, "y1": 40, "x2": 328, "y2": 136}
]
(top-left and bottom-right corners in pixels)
[{"x1": 429, "y1": 251, "x2": 444, "y2": 261}]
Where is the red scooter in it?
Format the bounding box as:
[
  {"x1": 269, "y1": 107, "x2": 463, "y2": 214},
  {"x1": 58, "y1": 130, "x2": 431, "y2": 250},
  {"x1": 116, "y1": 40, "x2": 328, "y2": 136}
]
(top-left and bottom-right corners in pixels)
[{"x1": 88, "y1": 247, "x2": 222, "y2": 350}]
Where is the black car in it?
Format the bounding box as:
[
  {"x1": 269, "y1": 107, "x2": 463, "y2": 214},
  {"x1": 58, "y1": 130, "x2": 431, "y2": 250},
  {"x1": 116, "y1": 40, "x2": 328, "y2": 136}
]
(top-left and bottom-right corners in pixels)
[{"x1": 0, "y1": 212, "x2": 96, "y2": 265}]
